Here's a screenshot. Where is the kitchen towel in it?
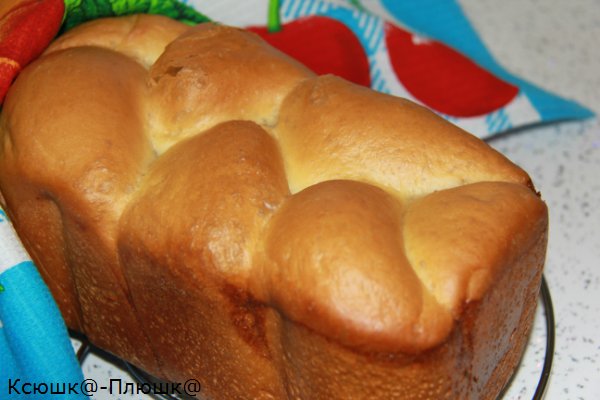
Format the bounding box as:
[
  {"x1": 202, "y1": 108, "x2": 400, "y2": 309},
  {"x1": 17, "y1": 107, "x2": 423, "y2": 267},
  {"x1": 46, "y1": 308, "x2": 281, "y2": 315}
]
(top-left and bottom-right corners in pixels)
[{"x1": 189, "y1": 0, "x2": 594, "y2": 137}]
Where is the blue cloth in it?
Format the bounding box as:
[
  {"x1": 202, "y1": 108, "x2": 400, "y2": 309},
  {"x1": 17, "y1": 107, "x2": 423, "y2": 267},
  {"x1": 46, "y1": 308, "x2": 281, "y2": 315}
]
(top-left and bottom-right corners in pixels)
[{"x1": 0, "y1": 210, "x2": 85, "y2": 399}]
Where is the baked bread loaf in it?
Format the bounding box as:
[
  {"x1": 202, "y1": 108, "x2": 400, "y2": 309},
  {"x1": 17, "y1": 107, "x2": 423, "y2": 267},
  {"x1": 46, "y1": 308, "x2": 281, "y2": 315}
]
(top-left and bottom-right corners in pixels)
[{"x1": 0, "y1": 14, "x2": 548, "y2": 400}]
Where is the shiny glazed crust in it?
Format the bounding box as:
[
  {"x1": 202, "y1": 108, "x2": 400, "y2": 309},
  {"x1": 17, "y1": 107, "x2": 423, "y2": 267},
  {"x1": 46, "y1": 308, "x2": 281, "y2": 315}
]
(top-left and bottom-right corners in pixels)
[{"x1": 0, "y1": 15, "x2": 548, "y2": 400}]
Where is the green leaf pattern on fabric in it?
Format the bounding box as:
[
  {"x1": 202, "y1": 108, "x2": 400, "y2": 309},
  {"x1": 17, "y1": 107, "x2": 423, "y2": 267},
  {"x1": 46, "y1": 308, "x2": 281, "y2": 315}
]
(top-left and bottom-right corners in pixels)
[{"x1": 62, "y1": 0, "x2": 210, "y2": 32}]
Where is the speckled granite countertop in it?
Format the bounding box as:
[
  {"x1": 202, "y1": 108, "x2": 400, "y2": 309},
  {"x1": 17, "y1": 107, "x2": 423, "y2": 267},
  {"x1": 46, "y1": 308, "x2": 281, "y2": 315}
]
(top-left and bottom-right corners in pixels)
[{"x1": 75, "y1": 1, "x2": 600, "y2": 399}]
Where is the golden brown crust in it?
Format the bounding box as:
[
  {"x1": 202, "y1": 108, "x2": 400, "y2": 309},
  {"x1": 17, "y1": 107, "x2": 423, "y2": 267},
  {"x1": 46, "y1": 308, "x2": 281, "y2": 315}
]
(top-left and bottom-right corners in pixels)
[
  {"x1": 121, "y1": 120, "x2": 289, "y2": 285},
  {"x1": 262, "y1": 180, "x2": 453, "y2": 353},
  {"x1": 45, "y1": 14, "x2": 191, "y2": 67},
  {"x1": 275, "y1": 75, "x2": 532, "y2": 198},
  {"x1": 403, "y1": 181, "x2": 547, "y2": 315},
  {"x1": 275, "y1": 222, "x2": 546, "y2": 400},
  {"x1": 1, "y1": 41, "x2": 158, "y2": 369},
  {"x1": 0, "y1": 14, "x2": 548, "y2": 400},
  {"x1": 146, "y1": 22, "x2": 315, "y2": 153}
]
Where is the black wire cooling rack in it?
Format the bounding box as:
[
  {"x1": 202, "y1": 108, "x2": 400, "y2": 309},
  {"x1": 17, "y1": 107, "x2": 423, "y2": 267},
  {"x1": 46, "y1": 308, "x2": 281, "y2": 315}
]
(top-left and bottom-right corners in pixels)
[{"x1": 74, "y1": 275, "x2": 555, "y2": 400}]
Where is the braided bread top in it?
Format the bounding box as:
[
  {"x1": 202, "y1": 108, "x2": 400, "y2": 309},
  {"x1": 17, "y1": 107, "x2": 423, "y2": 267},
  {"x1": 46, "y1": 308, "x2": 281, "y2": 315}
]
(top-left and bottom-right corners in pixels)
[{"x1": 0, "y1": 15, "x2": 547, "y2": 354}]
